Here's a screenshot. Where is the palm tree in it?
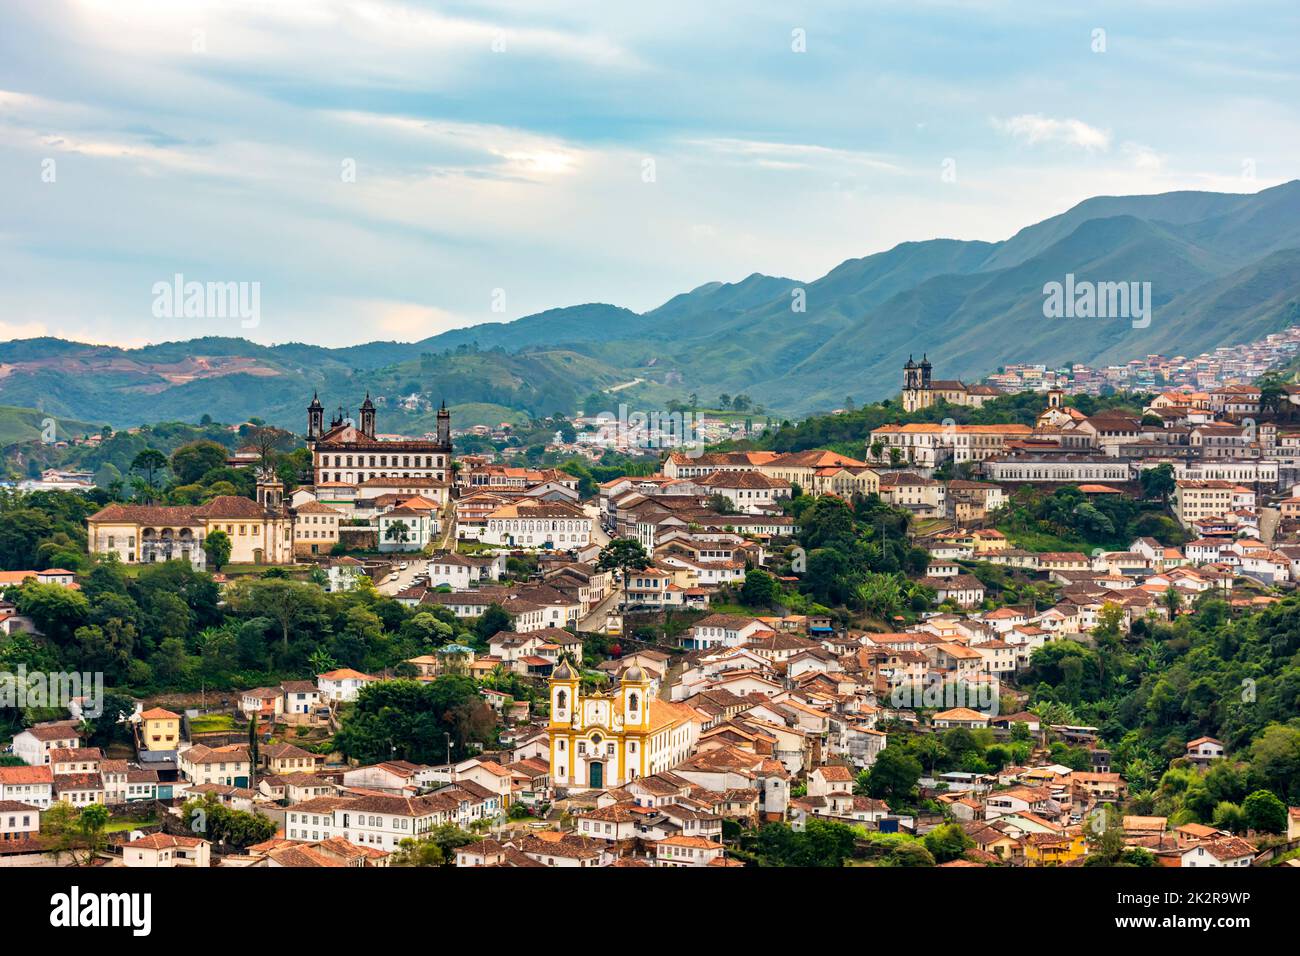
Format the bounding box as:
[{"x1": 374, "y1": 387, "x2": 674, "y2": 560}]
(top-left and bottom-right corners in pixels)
[{"x1": 308, "y1": 648, "x2": 338, "y2": 675}]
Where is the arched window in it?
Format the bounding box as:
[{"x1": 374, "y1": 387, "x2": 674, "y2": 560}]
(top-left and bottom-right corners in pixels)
[
  {"x1": 556, "y1": 689, "x2": 567, "y2": 710},
  {"x1": 628, "y1": 692, "x2": 639, "y2": 712}
]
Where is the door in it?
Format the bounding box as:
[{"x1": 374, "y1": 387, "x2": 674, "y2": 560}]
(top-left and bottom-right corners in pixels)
[{"x1": 588, "y1": 761, "x2": 603, "y2": 789}]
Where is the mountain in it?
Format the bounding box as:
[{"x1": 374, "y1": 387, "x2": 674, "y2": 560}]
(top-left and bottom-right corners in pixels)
[{"x1": 3, "y1": 180, "x2": 1299, "y2": 426}]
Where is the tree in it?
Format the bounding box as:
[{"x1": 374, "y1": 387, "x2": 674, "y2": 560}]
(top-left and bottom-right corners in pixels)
[
  {"x1": 203, "y1": 529, "x2": 232, "y2": 571},
  {"x1": 384, "y1": 520, "x2": 411, "y2": 545},
  {"x1": 75, "y1": 803, "x2": 111, "y2": 864},
  {"x1": 43, "y1": 802, "x2": 110, "y2": 866},
  {"x1": 15, "y1": 581, "x2": 89, "y2": 645},
  {"x1": 226, "y1": 577, "x2": 329, "y2": 655},
  {"x1": 889, "y1": 841, "x2": 936, "y2": 867},
  {"x1": 183, "y1": 793, "x2": 276, "y2": 849},
  {"x1": 390, "y1": 825, "x2": 477, "y2": 866},
  {"x1": 170, "y1": 440, "x2": 229, "y2": 484},
  {"x1": 390, "y1": 837, "x2": 446, "y2": 867},
  {"x1": 1139, "y1": 463, "x2": 1176, "y2": 504},
  {"x1": 475, "y1": 604, "x2": 513, "y2": 642},
  {"x1": 923, "y1": 823, "x2": 973, "y2": 863},
  {"x1": 597, "y1": 537, "x2": 650, "y2": 611},
  {"x1": 129, "y1": 448, "x2": 169, "y2": 500},
  {"x1": 858, "y1": 747, "x2": 921, "y2": 806},
  {"x1": 1242, "y1": 789, "x2": 1288, "y2": 833},
  {"x1": 248, "y1": 715, "x2": 260, "y2": 788},
  {"x1": 740, "y1": 569, "x2": 779, "y2": 608},
  {"x1": 334, "y1": 677, "x2": 496, "y2": 765},
  {"x1": 1248, "y1": 724, "x2": 1300, "y2": 804}
]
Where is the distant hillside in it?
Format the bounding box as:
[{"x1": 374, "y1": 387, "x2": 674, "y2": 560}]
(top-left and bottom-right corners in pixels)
[
  {"x1": 3, "y1": 180, "x2": 1299, "y2": 423},
  {"x1": 0, "y1": 404, "x2": 100, "y2": 448}
]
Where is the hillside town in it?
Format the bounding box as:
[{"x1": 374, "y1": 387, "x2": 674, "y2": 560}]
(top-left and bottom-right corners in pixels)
[{"x1": 2, "y1": 367, "x2": 1300, "y2": 872}]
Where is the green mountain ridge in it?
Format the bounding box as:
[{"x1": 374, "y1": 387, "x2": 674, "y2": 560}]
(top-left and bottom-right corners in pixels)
[{"x1": 3, "y1": 180, "x2": 1299, "y2": 427}]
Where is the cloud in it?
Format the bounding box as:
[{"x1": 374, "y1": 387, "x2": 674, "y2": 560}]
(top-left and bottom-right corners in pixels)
[
  {"x1": 1123, "y1": 142, "x2": 1165, "y2": 172},
  {"x1": 992, "y1": 114, "x2": 1112, "y2": 151},
  {"x1": 690, "y1": 138, "x2": 902, "y2": 173}
]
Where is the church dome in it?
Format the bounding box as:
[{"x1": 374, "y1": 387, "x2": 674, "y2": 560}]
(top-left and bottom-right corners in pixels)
[
  {"x1": 552, "y1": 659, "x2": 576, "y2": 680},
  {"x1": 622, "y1": 664, "x2": 646, "y2": 683}
]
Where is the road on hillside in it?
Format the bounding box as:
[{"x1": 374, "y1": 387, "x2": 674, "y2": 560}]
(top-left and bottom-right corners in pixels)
[
  {"x1": 377, "y1": 500, "x2": 456, "y2": 596},
  {"x1": 577, "y1": 584, "x2": 624, "y2": 633},
  {"x1": 377, "y1": 558, "x2": 424, "y2": 596},
  {"x1": 1259, "y1": 505, "x2": 1280, "y2": 546}
]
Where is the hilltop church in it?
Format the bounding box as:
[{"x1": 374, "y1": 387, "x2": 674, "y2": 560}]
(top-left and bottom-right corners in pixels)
[
  {"x1": 548, "y1": 659, "x2": 699, "y2": 790},
  {"x1": 900, "y1": 355, "x2": 1001, "y2": 413},
  {"x1": 307, "y1": 393, "x2": 453, "y2": 506}
]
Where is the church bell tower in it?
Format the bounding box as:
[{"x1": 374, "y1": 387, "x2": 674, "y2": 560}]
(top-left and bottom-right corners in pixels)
[
  {"x1": 436, "y1": 400, "x2": 451, "y2": 448},
  {"x1": 359, "y1": 393, "x2": 376, "y2": 439},
  {"x1": 307, "y1": 392, "x2": 324, "y2": 441}
]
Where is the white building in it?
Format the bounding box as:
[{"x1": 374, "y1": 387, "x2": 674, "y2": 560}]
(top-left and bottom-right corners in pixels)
[{"x1": 317, "y1": 668, "x2": 380, "y2": 703}]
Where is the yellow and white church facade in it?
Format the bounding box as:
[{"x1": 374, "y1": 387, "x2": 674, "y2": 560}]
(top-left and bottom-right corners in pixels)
[{"x1": 548, "y1": 659, "x2": 698, "y2": 791}]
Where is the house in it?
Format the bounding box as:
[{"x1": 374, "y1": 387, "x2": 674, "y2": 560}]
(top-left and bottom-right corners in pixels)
[
  {"x1": 342, "y1": 760, "x2": 444, "y2": 794},
  {"x1": 325, "y1": 556, "x2": 366, "y2": 593},
  {"x1": 317, "y1": 668, "x2": 380, "y2": 703},
  {"x1": 452, "y1": 759, "x2": 515, "y2": 807},
  {"x1": 139, "y1": 707, "x2": 182, "y2": 753},
  {"x1": 1024, "y1": 828, "x2": 1089, "y2": 866},
  {"x1": 920, "y1": 574, "x2": 985, "y2": 609},
  {"x1": 575, "y1": 804, "x2": 645, "y2": 842},
  {"x1": 53, "y1": 772, "x2": 105, "y2": 806},
  {"x1": 378, "y1": 502, "x2": 439, "y2": 552},
  {"x1": 0, "y1": 765, "x2": 55, "y2": 808},
  {"x1": 427, "y1": 551, "x2": 504, "y2": 591},
  {"x1": 516, "y1": 833, "x2": 611, "y2": 867},
  {"x1": 932, "y1": 708, "x2": 991, "y2": 730},
  {"x1": 1069, "y1": 771, "x2": 1127, "y2": 802},
  {"x1": 181, "y1": 745, "x2": 252, "y2": 787},
  {"x1": 240, "y1": 687, "x2": 284, "y2": 720},
  {"x1": 654, "y1": 834, "x2": 727, "y2": 867},
  {"x1": 0, "y1": 801, "x2": 40, "y2": 842},
  {"x1": 684, "y1": 614, "x2": 774, "y2": 651},
  {"x1": 1185, "y1": 736, "x2": 1225, "y2": 766},
  {"x1": 281, "y1": 681, "x2": 323, "y2": 717},
  {"x1": 123, "y1": 833, "x2": 212, "y2": 868},
  {"x1": 1179, "y1": 836, "x2": 1256, "y2": 868},
  {"x1": 50, "y1": 747, "x2": 103, "y2": 776},
  {"x1": 806, "y1": 765, "x2": 855, "y2": 797},
  {"x1": 263, "y1": 743, "x2": 323, "y2": 776},
  {"x1": 12, "y1": 723, "x2": 80, "y2": 766}
]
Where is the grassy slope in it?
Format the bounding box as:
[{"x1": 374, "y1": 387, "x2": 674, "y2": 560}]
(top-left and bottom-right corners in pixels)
[{"x1": 0, "y1": 405, "x2": 101, "y2": 446}]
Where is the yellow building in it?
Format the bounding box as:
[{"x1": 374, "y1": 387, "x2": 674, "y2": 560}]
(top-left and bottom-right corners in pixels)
[
  {"x1": 86, "y1": 497, "x2": 294, "y2": 567},
  {"x1": 86, "y1": 471, "x2": 294, "y2": 568},
  {"x1": 548, "y1": 660, "x2": 698, "y2": 790},
  {"x1": 1024, "y1": 829, "x2": 1089, "y2": 866},
  {"x1": 140, "y1": 706, "x2": 181, "y2": 752}
]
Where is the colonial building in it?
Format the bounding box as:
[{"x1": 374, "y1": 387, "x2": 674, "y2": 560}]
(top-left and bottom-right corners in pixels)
[
  {"x1": 307, "y1": 393, "x2": 451, "y2": 506},
  {"x1": 900, "y1": 356, "x2": 1000, "y2": 413},
  {"x1": 86, "y1": 469, "x2": 294, "y2": 567},
  {"x1": 548, "y1": 660, "x2": 699, "y2": 790}
]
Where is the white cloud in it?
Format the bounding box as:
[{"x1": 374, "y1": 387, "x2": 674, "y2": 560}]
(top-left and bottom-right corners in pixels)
[
  {"x1": 992, "y1": 114, "x2": 1112, "y2": 151},
  {"x1": 690, "y1": 138, "x2": 902, "y2": 173},
  {"x1": 1123, "y1": 142, "x2": 1165, "y2": 171}
]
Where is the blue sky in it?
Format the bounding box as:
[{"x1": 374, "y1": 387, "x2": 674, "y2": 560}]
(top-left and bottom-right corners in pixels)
[{"x1": 1, "y1": 0, "x2": 1297, "y2": 347}]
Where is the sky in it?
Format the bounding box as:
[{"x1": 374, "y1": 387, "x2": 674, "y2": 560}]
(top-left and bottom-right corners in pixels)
[{"x1": 1, "y1": 0, "x2": 1297, "y2": 348}]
